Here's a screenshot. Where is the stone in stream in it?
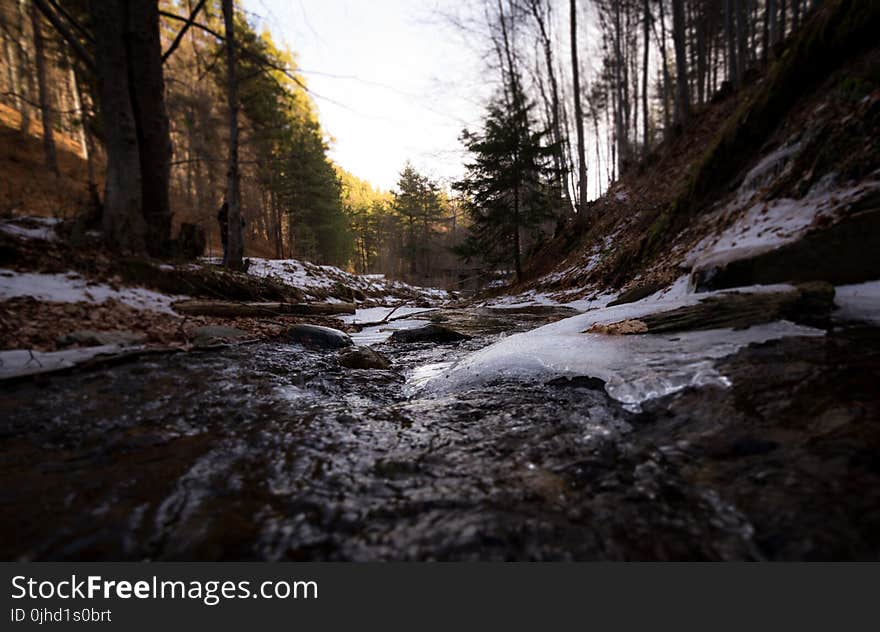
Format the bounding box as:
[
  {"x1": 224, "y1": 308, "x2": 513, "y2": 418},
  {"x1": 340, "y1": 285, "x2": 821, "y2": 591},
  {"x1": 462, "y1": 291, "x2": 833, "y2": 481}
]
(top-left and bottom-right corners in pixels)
[
  {"x1": 338, "y1": 346, "x2": 392, "y2": 370},
  {"x1": 56, "y1": 329, "x2": 146, "y2": 347},
  {"x1": 285, "y1": 323, "x2": 353, "y2": 349},
  {"x1": 388, "y1": 324, "x2": 471, "y2": 344},
  {"x1": 192, "y1": 325, "x2": 250, "y2": 347}
]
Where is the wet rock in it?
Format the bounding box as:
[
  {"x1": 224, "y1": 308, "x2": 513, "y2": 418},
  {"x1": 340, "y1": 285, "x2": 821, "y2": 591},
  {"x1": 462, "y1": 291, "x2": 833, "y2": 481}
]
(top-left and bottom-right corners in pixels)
[
  {"x1": 546, "y1": 375, "x2": 606, "y2": 391},
  {"x1": 607, "y1": 282, "x2": 666, "y2": 306},
  {"x1": 338, "y1": 347, "x2": 392, "y2": 370},
  {"x1": 57, "y1": 329, "x2": 146, "y2": 347},
  {"x1": 285, "y1": 324, "x2": 352, "y2": 349},
  {"x1": 389, "y1": 324, "x2": 471, "y2": 344},
  {"x1": 691, "y1": 207, "x2": 880, "y2": 291},
  {"x1": 193, "y1": 325, "x2": 250, "y2": 347}
]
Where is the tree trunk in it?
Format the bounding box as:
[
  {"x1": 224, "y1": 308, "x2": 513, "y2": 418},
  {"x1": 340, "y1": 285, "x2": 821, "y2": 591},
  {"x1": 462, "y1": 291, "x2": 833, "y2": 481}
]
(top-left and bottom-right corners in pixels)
[
  {"x1": 736, "y1": 0, "x2": 749, "y2": 75},
  {"x1": 672, "y1": 0, "x2": 690, "y2": 127},
  {"x1": 127, "y1": 0, "x2": 172, "y2": 257},
  {"x1": 70, "y1": 52, "x2": 95, "y2": 187},
  {"x1": 766, "y1": 0, "x2": 777, "y2": 60},
  {"x1": 657, "y1": 0, "x2": 672, "y2": 136},
  {"x1": 29, "y1": 0, "x2": 58, "y2": 176},
  {"x1": 222, "y1": 0, "x2": 244, "y2": 270},
  {"x1": 642, "y1": 0, "x2": 650, "y2": 149},
  {"x1": 725, "y1": 0, "x2": 739, "y2": 86},
  {"x1": 90, "y1": 0, "x2": 146, "y2": 253},
  {"x1": 570, "y1": 0, "x2": 588, "y2": 214}
]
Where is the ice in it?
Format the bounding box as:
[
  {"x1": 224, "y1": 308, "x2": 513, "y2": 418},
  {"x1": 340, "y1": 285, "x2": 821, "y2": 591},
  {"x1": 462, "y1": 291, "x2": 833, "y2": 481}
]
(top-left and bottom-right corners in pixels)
[
  {"x1": 834, "y1": 280, "x2": 880, "y2": 325},
  {"x1": 0, "y1": 269, "x2": 184, "y2": 314},
  {"x1": 415, "y1": 286, "x2": 823, "y2": 410},
  {"x1": 351, "y1": 318, "x2": 429, "y2": 346},
  {"x1": 0, "y1": 345, "x2": 126, "y2": 379},
  {"x1": 338, "y1": 306, "x2": 436, "y2": 325}
]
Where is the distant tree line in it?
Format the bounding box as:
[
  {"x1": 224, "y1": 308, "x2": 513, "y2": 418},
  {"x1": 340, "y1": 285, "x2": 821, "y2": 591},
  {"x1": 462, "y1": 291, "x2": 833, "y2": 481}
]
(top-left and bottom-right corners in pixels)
[{"x1": 449, "y1": 0, "x2": 823, "y2": 282}]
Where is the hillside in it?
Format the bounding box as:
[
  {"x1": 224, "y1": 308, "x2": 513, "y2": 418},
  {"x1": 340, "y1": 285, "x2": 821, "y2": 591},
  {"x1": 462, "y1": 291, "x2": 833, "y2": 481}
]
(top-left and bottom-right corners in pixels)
[{"x1": 512, "y1": 0, "x2": 879, "y2": 309}]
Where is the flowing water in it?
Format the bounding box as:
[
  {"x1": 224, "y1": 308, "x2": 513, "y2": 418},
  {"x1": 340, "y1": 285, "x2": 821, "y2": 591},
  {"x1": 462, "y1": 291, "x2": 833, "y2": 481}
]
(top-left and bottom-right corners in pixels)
[{"x1": 2, "y1": 308, "x2": 878, "y2": 560}]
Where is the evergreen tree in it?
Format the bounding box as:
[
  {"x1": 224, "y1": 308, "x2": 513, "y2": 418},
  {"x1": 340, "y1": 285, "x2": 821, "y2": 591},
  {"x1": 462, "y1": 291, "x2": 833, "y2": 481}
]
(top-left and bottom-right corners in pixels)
[
  {"x1": 454, "y1": 93, "x2": 556, "y2": 282},
  {"x1": 393, "y1": 163, "x2": 443, "y2": 279}
]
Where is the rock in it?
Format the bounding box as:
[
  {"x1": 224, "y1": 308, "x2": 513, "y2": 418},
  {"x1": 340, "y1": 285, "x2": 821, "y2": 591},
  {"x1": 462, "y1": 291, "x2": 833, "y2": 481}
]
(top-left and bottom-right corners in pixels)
[
  {"x1": 56, "y1": 329, "x2": 146, "y2": 347},
  {"x1": 285, "y1": 324, "x2": 352, "y2": 349},
  {"x1": 388, "y1": 324, "x2": 471, "y2": 344},
  {"x1": 339, "y1": 346, "x2": 392, "y2": 370},
  {"x1": 193, "y1": 325, "x2": 250, "y2": 347},
  {"x1": 607, "y1": 282, "x2": 666, "y2": 306},
  {"x1": 546, "y1": 375, "x2": 607, "y2": 391},
  {"x1": 601, "y1": 283, "x2": 835, "y2": 334},
  {"x1": 691, "y1": 207, "x2": 880, "y2": 292}
]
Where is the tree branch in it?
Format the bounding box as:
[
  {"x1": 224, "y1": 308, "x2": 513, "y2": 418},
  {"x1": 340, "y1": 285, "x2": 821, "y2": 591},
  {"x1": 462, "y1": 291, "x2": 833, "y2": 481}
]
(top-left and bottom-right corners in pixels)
[
  {"x1": 32, "y1": 0, "x2": 94, "y2": 70},
  {"x1": 162, "y1": 0, "x2": 208, "y2": 63},
  {"x1": 158, "y1": 10, "x2": 224, "y2": 42}
]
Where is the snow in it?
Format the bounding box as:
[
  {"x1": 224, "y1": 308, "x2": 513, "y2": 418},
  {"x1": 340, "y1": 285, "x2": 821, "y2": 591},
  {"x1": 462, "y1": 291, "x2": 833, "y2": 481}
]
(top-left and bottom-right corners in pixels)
[
  {"x1": 738, "y1": 141, "x2": 802, "y2": 200},
  {"x1": 0, "y1": 217, "x2": 59, "y2": 241},
  {"x1": 834, "y1": 281, "x2": 880, "y2": 325},
  {"x1": 688, "y1": 177, "x2": 880, "y2": 268},
  {"x1": 481, "y1": 287, "x2": 618, "y2": 312},
  {"x1": 0, "y1": 269, "x2": 184, "y2": 314},
  {"x1": 414, "y1": 284, "x2": 823, "y2": 411},
  {"x1": 241, "y1": 257, "x2": 449, "y2": 303},
  {"x1": 0, "y1": 345, "x2": 127, "y2": 379}
]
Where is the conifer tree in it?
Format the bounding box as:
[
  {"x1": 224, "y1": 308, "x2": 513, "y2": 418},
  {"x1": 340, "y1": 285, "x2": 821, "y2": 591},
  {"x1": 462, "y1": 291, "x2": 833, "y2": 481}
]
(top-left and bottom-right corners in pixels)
[{"x1": 454, "y1": 92, "x2": 556, "y2": 282}]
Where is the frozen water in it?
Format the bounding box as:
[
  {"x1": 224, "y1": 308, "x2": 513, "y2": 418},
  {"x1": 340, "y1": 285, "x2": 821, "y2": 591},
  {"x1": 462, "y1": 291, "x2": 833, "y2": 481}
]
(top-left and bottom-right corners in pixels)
[{"x1": 415, "y1": 287, "x2": 823, "y2": 410}]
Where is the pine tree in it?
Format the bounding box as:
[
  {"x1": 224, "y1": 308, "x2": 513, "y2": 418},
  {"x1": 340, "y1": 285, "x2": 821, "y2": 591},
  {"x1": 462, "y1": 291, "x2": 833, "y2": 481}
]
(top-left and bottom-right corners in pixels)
[{"x1": 454, "y1": 93, "x2": 556, "y2": 282}]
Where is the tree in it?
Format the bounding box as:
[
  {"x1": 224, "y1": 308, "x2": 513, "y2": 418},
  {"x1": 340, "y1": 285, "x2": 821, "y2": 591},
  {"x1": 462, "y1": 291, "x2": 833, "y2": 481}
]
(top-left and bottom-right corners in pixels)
[
  {"x1": 671, "y1": 0, "x2": 690, "y2": 126},
  {"x1": 570, "y1": 0, "x2": 588, "y2": 217},
  {"x1": 222, "y1": 0, "x2": 243, "y2": 270},
  {"x1": 455, "y1": 92, "x2": 555, "y2": 282},
  {"x1": 29, "y1": 0, "x2": 58, "y2": 176}
]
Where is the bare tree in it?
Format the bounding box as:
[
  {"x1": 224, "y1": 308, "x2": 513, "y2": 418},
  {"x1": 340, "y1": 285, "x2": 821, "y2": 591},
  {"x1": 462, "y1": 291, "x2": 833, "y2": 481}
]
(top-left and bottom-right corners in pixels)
[
  {"x1": 90, "y1": 0, "x2": 147, "y2": 252},
  {"x1": 570, "y1": 0, "x2": 587, "y2": 214},
  {"x1": 29, "y1": 0, "x2": 58, "y2": 176},
  {"x1": 671, "y1": 0, "x2": 689, "y2": 126},
  {"x1": 222, "y1": 0, "x2": 244, "y2": 270}
]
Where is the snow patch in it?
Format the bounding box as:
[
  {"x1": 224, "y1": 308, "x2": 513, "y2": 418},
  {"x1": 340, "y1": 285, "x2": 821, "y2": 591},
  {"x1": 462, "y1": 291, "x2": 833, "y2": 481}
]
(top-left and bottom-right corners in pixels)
[
  {"x1": 242, "y1": 257, "x2": 449, "y2": 303},
  {"x1": 834, "y1": 280, "x2": 880, "y2": 325},
  {"x1": 688, "y1": 180, "x2": 880, "y2": 267},
  {"x1": 0, "y1": 269, "x2": 184, "y2": 314},
  {"x1": 0, "y1": 345, "x2": 127, "y2": 379}
]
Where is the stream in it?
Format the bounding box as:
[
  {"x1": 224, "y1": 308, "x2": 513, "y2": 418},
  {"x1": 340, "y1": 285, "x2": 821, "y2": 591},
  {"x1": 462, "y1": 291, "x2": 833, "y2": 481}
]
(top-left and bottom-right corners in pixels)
[{"x1": 2, "y1": 306, "x2": 879, "y2": 561}]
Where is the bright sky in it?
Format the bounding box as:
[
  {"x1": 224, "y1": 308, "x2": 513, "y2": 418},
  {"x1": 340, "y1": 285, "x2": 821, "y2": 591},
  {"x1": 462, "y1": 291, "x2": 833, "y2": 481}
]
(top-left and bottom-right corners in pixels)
[{"x1": 242, "y1": 0, "x2": 492, "y2": 192}]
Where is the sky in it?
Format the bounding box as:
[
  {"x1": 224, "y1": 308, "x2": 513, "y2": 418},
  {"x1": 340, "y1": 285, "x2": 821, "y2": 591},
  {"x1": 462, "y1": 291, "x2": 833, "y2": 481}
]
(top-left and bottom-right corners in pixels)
[{"x1": 241, "y1": 0, "x2": 493, "y2": 192}]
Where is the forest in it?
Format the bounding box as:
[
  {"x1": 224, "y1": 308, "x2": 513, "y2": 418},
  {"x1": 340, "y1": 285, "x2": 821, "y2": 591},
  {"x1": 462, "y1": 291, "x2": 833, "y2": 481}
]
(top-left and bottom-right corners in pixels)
[
  {"x1": 0, "y1": 0, "x2": 831, "y2": 287},
  {"x1": 1, "y1": 0, "x2": 879, "y2": 564}
]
